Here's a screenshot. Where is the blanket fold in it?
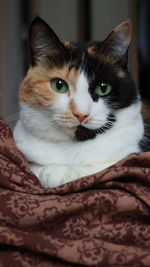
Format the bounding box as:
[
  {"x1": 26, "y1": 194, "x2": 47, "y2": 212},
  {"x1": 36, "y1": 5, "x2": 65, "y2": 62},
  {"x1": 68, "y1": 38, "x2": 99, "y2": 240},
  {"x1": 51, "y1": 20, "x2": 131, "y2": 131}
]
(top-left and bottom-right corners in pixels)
[{"x1": 0, "y1": 116, "x2": 150, "y2": 266}]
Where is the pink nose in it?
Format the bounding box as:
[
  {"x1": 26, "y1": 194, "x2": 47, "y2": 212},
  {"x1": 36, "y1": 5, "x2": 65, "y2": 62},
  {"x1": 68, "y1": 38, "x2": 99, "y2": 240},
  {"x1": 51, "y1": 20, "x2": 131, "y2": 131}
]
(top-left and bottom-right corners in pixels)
[{"x1": 72, "y1": 112, "x2": 89, "y2": 122}]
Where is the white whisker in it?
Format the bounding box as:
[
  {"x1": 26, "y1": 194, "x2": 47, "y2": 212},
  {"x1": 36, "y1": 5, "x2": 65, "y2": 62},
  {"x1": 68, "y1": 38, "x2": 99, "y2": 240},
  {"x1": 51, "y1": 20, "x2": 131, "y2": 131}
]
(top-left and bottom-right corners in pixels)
[{"x1": 6, "y1": 113, "x2": 19, "y2": 122}]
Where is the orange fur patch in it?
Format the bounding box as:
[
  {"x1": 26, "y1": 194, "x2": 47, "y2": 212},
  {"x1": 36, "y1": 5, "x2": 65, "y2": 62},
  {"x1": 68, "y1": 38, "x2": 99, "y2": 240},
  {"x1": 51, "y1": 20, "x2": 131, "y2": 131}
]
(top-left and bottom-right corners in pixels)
[
  {"x1": 19, "y1": 65, "x2": 80, "y2": 107},
  {"x1": 116, "y1": 69, "x2": 126, "y2": 78},
  {"x1": 19, "y1": 78, "x2": 55, "y2": 107},
  {"x1": 63, "y1": 41, "x2": 76, "y2": 49},
  {"x1": 60, "y1": 112, "x2": 75, "y2": 122},
  {"x1": 68, "y1": 99, "x2": 77, "y2": 113},
  {"x1": 87, "y1": 46, "x2": 96, "y2": 56},
  {"x1": 65, "y1": 68, "x2": 79, "y2": 86},
  {"x1": 19, "y1": 66, "x2": 56, "y2": 107}
]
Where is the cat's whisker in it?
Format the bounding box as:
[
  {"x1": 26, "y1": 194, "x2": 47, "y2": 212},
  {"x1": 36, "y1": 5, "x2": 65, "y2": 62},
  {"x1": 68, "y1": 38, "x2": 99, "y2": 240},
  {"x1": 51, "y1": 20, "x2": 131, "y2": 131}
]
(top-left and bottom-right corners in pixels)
[
  {"x1": 106, "y1": 122, "x2": 114, "y2": 127},
  {"x1": 49, "y1": 120, "x2": 57, "y2": 125},
  {"x1": 144, "y1": 123, "x2": 150, "y2": 128},
  {"x1": 48, "y1": 121, "x2": 59, "y2": 128},
  {"x1": 143, "y1": 136, "x2": 150, "y2": 143},
  {"x1": 6, "y1": 113, "x2": 20, "y2": 122},
  {"x1": 6, "y1": 113, "x2": 19, "y2": 118},
  {"x1": 7, "y1": 117, "x2": 18, "y2": 122},
  {"x1": 89, "y1": 120, "x2": 114, "y2": 130},
  {"x1": 99, "y1": 127, "x2": 106, "y2": 134},
  {"x1": 51, "y1": 115, "x2": 61, "y2": 120}
]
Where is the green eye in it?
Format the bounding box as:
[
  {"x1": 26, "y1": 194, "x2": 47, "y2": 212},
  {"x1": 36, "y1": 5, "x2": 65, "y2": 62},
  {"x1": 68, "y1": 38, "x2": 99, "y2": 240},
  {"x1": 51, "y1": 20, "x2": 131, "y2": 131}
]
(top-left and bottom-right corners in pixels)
[
  {"x1": 95, "y1": 83, "x2": 112, "y2": 96},
  {"x1": 50, "y1": 78, "x2": 69, "y2": 93}
]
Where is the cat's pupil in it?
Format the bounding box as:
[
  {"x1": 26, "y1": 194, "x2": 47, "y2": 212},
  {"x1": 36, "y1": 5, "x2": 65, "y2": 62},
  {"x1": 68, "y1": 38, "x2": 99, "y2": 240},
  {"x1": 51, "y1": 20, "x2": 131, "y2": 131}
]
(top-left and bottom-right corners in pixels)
[
  {"x1": 100, "y1": 83, "x2": 107, "y2": 92},
  {"x1": 56, "y1": 80, "x2": 63, "y2": 90}
]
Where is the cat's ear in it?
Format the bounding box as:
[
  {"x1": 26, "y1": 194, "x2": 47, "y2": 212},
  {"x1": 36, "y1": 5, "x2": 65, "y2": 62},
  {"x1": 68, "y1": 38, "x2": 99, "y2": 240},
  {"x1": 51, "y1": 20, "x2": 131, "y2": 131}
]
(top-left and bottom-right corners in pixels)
[
  {"x1": 29, "y1": 17, "x2": 63, "y2": 65},
  {"x1": 101, "y1": 20, "x2": 131, "y2": 58}
]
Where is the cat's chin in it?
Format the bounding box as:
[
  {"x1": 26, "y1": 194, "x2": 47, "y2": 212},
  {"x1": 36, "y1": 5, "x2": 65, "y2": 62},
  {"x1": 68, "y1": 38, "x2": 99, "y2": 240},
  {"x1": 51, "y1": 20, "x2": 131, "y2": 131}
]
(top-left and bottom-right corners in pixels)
[
  {"x1": 57, "y1": 121, "x2": 79, "y2": 128},
  {"x1": 57, "y1": 122, "x2": 103, "y2": 140},
  {"x1": 59, "y1": 122, "x2": 96, "y2": 133},
  {"x1": 80, "y1": 123, "x2": 101, "y2": 130},
  {"x1": 57, "y1": 121, "x2": 97, "y2": 130}
]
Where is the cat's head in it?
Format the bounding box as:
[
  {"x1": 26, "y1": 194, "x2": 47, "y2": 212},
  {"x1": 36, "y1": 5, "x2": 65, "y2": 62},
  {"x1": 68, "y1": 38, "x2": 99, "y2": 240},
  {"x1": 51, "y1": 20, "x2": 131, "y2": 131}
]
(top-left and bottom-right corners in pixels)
[{"x1": 19, "y1": 17, "x2": 138, "y2": 141}]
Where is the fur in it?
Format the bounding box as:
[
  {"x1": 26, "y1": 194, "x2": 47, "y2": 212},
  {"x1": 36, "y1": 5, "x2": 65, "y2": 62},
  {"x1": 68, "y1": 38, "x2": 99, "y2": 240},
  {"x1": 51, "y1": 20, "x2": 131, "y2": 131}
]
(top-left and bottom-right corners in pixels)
[{"x1": 14, "y1": 17, "x2": 145, "y2": 188}]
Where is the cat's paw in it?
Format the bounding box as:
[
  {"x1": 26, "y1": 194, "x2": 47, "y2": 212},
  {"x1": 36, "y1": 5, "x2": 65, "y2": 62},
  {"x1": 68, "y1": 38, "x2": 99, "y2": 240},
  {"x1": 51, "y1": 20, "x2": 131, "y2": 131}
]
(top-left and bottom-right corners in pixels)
[{"x1": 38, "y1": 164, "x2": 80, "y2": 188}]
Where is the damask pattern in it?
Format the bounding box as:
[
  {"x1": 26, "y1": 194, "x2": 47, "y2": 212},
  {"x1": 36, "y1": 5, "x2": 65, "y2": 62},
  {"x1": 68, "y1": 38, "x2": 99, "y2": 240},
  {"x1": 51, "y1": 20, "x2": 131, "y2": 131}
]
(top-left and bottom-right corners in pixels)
[{"x1": 0, "y1": 116, "x2": 150, "y2": 266}]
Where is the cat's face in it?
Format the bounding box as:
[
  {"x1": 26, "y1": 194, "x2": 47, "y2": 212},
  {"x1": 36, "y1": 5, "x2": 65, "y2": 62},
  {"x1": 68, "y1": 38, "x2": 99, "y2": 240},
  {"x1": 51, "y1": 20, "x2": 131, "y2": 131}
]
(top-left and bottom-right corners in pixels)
[{"x1": 19, "y1": 17, "x2": 138, "y2": 141}]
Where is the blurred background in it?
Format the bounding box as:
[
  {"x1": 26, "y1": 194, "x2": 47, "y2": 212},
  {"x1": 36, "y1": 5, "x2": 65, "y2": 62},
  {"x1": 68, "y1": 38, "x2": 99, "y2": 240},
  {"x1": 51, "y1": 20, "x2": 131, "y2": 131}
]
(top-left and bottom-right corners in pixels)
[{"x1": 0, "y1": 0, "x2": 149, "y2": 127}]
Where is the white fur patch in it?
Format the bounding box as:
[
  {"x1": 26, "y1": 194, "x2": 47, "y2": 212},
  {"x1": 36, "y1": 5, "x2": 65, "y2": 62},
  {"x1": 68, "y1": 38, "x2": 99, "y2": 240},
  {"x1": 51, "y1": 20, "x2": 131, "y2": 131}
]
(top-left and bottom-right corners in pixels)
[
  {"x1": 14, "y1": 97, "x2": 144, "y2": 188},
  {"x1": 73, "y1": 71, "x2": 92, "y2": 115}
]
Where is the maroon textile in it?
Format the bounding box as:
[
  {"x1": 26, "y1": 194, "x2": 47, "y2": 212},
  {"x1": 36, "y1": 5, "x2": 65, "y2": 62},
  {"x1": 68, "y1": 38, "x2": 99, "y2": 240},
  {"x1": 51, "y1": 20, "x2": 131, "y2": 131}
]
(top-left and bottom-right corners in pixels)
[{"x1": 0, "y1": 116, "x2": 150, "y2": 266}]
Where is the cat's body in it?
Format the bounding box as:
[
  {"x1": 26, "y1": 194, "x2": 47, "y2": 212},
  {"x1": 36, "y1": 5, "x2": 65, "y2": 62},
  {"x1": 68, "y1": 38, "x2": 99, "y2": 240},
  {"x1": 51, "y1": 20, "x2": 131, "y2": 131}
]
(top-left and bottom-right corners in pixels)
[{"x1": 14, "y1": 18, "x2": 145, "y2": 188}]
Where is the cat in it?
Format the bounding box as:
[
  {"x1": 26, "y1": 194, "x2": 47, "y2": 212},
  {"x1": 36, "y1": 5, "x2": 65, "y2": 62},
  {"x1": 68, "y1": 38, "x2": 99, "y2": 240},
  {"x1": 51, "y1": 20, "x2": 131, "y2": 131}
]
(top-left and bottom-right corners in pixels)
[{"x1": 14, "y1": 17, "x2": 145, "y2": 188}]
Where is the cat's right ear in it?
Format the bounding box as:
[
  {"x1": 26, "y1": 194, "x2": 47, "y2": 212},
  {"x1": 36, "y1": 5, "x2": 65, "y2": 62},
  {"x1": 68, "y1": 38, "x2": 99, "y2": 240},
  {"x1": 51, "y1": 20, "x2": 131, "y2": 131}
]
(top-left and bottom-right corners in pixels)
[
  {"x1": 101, "y1": 20, "x2": 131, "y2": 58},
  {"x1": 29, "y1": 17, "x2": 63, "y2": 65}
]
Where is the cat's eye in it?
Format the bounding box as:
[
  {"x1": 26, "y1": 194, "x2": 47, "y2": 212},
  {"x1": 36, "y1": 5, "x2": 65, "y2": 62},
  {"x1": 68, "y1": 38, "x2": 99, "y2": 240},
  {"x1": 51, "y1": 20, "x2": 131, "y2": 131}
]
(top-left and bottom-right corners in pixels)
[
  {"x1": 50, "y1": 78, "x2": 69, "y2": 93},
  {"x1": 95, "y1": 83, "x2": 112, "y2": 96}
]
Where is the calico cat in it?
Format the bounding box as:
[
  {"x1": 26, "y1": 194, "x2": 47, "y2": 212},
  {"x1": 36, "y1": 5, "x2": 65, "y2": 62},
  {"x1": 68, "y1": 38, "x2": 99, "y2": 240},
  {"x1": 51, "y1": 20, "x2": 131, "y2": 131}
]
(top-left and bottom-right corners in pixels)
[{"x1": 14, "y1": 17, "x2": 144, "y2": 188}]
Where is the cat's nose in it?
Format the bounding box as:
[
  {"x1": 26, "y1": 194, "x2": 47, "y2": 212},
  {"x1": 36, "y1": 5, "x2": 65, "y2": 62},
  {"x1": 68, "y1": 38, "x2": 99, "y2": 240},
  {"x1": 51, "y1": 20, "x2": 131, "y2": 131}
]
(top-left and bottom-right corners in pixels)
[{"x1": 72, "y1": 112, "x2": 89, "y2": 122}]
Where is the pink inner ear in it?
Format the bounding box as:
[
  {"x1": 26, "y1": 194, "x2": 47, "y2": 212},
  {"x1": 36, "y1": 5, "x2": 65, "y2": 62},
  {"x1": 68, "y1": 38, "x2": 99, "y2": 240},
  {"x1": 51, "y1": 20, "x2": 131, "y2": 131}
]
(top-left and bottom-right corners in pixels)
[
  {"x1": 102, "y1": 19, "x2": 132, "y2": 57},
  {"x1": 114, "y1": 20, "x2": 132, "y2": 42}
]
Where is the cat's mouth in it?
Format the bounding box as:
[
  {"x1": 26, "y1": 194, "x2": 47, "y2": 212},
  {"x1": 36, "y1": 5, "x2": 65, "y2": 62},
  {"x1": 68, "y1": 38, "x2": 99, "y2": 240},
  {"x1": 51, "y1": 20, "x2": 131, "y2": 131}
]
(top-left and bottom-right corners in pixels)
[
  {"x1": 74, "y1": 114, "x2": 116, "y2": 141},
  {"x1": 58, "y1": 112, "x2": 111, "y2": 129},
  {"x1": 55, "y1": 113, "x2": 116, "y2": 141}
]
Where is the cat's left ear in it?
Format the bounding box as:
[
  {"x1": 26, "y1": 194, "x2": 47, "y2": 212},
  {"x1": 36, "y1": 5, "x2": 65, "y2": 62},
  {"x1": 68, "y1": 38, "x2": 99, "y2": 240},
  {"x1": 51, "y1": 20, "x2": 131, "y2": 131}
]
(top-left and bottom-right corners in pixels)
[
  {"x1": 29, "y1": 17, "x2": 64, "y2": 65},
  {"x1": 101, "y1": 20, "x2": 131, "y2": 58}
]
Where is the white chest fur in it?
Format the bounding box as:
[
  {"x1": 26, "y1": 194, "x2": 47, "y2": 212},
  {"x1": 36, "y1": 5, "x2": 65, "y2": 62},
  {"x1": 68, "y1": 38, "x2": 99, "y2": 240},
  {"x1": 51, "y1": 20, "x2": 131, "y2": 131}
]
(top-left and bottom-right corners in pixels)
[{"x1": 14, "y1": 102, "x2": 144, "y2": 188}]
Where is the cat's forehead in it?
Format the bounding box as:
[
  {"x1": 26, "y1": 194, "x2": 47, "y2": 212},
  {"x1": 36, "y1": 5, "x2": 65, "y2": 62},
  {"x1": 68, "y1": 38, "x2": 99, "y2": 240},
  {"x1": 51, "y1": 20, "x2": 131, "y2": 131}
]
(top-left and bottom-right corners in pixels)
[
  {"x1": 64, "y1": 40, "x2": 102, "y2": 53},
  {"x1": 63, "y1": 41, "x2": 125, "y2": 79},
  {"x1": 63, "y1": 41, "x2": 101, "y2": 63},
  {"x1": 30, "y1": 39, "x2": 126, "y2": 85}
]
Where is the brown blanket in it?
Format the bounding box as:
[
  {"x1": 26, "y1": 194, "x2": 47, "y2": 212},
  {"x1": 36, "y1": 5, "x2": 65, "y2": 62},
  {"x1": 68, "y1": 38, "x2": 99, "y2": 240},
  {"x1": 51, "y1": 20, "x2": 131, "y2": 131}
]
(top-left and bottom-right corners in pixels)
[{"x1": 0, "y1": 116, "x2": 150, "y2": 266}]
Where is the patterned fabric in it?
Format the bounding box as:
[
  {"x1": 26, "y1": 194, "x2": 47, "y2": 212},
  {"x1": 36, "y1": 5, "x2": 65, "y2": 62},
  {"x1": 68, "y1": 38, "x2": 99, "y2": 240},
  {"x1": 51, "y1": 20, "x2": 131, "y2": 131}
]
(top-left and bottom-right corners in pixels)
[{"x1": 0, "y1": 116, "x2": 150, "y2": 266}]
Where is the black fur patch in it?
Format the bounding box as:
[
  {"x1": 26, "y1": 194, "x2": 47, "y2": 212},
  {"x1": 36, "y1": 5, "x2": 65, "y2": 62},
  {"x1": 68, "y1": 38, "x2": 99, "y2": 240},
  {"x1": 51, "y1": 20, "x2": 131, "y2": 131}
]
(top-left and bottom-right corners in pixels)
[
  {"x1": 80, "y1": 51, "x2": 138, "y2": 109},
  {"x1": 75, "y1": 114, "x2": 116, "y2": 141}
]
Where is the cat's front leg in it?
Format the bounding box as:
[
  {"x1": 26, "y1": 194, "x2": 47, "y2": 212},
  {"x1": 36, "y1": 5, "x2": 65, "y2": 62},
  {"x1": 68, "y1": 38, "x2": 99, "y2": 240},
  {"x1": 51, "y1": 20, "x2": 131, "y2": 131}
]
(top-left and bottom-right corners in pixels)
[{"x1": 30, "y1": 164, "x2": 81, "y2": 188}]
